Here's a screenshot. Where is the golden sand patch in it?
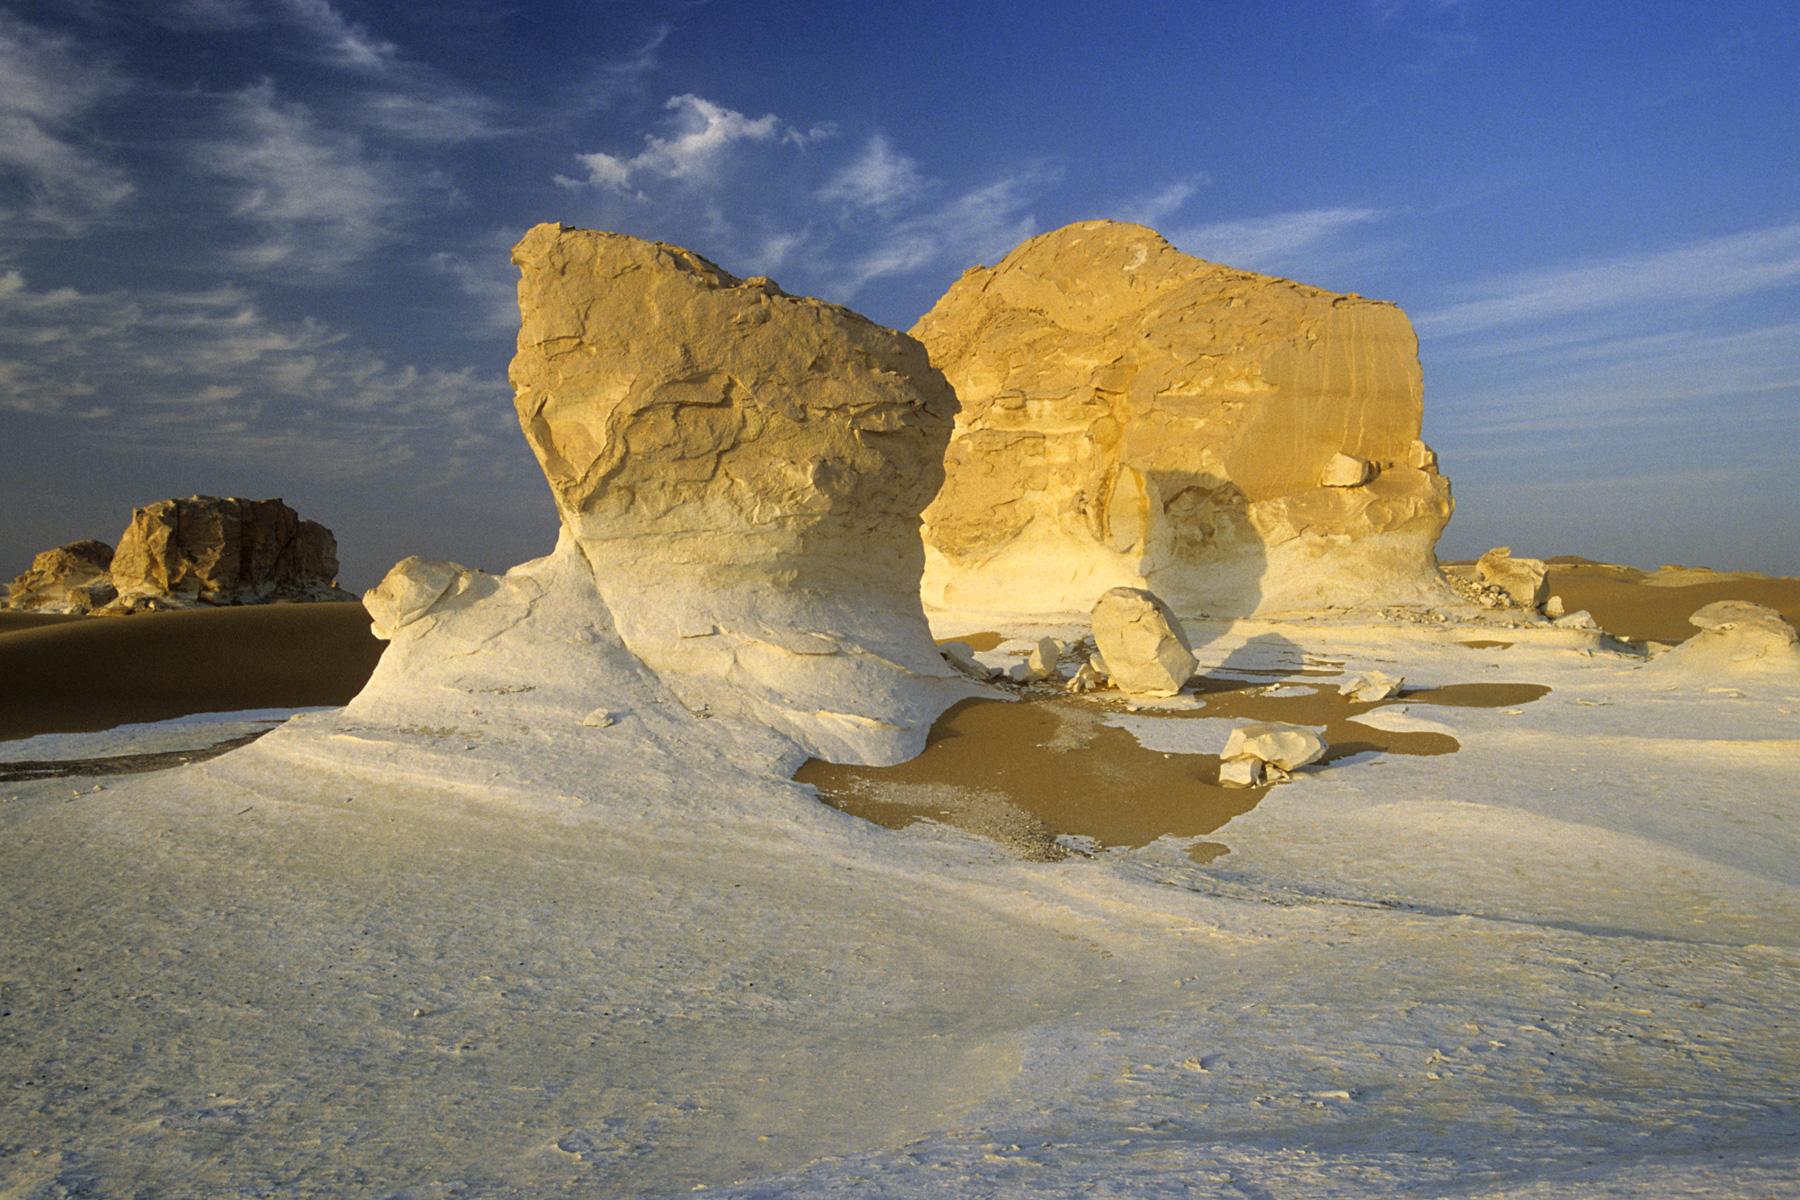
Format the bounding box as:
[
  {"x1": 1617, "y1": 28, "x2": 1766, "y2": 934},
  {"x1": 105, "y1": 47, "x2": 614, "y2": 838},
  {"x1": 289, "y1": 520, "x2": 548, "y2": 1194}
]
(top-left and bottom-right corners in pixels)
[
  {"x1": 0, "y1": 602, "x2": 384, "y2": 741},
  {"x1": 798, "y1": 677, "x2": 1549, "y2": 862}
]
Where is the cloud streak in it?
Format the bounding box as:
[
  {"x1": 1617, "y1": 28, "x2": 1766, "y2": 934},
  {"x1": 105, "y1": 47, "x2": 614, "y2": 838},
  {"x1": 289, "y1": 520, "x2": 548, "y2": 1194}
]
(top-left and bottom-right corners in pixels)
[
  {"x1": 0, "y1": 267, "x2": 511, "y2": 480},
  {"x1": 1168, "y1": 207, "x2": 1386, "y2": 273},
  {"x1": 1419, "y1": 220, "x2": 1800, "y2": 335},
  {"x1": 0, "y1": 11, "x2": 133, "y2": 235},
  {"x1": 199, "y1": 81, "x2": 404, "y2": 273}
]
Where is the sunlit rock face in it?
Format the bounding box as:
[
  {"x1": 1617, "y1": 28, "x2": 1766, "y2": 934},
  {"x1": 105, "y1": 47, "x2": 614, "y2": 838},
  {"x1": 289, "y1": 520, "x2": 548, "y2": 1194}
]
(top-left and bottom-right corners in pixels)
[
  {"x1": 3, "y1": 540, "x2": 115, "y2": 613},
  {"x1": 912, "y1": 220, "x2": 1456, "y2": 619},
  {"x1": 107, "y1": 496, "x2": 348, "y2": 611},
  {"x1": 497, "y1": 224, "x2": 979, "y2": 765}
]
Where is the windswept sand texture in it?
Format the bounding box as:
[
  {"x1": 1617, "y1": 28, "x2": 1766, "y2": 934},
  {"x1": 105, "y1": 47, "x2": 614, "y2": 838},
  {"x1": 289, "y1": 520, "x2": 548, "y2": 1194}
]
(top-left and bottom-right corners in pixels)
[{"x1": 914, "y1": 221, "x2": 1455, "y2": 619}]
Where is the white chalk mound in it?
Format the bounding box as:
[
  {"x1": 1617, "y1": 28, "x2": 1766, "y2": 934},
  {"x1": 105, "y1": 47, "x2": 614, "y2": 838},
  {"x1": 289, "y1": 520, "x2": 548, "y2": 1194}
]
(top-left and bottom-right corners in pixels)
[{"x1": 1648, "y1": 601, "x2": 1800, "y2": 679}]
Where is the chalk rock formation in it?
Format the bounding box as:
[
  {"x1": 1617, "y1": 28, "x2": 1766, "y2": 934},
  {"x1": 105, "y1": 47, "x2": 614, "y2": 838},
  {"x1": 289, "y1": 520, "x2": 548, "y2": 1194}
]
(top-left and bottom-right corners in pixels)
[
  {"x1": 1476, "y1": 547, "x2": 1550, "y2": 611},
  {"x1": 1091, "y1": 587, "x2": 1196, "y2": 697},
  {"x1": 912, "y1": 220, "x2": 1455, "y2": 618},
  {"x1": 4, "y1": 540, "x2": 116, "y2": 614},
  {"x1": 1648, "y1": 601, "x2": 1800, "y2": 678},
  {"x1": 362, "y1": 224, "x2": 977, "y2": 767},
  {"x1": 105, "y1": 496, "x2": 350, "y2": 612},
  {"x1": 1221, "y1": 722, "x2": 1328, "y2": 787}
]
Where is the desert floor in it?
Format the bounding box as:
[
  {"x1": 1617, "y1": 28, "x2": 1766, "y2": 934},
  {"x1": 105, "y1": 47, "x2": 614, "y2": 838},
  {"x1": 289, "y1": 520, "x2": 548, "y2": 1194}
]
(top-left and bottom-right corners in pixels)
[{"x1": 1, "y1": 568, "x2": 1797, "y2": 1197}]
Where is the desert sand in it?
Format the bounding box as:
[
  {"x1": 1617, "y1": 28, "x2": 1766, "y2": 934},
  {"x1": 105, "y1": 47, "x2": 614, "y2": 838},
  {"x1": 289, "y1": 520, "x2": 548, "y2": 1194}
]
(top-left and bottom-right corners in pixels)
[{"x1": 0, "y1": 602, "x2": 383, "y2": 740}]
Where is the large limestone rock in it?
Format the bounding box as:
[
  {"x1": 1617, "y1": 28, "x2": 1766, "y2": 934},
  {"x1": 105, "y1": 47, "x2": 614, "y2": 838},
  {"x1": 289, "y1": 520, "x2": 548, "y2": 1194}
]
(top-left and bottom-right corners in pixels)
[
  {"x1": 469, "y1": 223, "x2": 979, "y2": 765},
  {"x1": 911, "y1": 220, "x2": 1455, "y2": 618},
  {"x1": 4, "y1": 540, "x2": 116, "y2": 614},
  {"x1": 104, "y1": 496, "x2": 350, "y2": 612},
  {"x1": 1090, "y1": 586, "x2": 1196, "y2": 697}
]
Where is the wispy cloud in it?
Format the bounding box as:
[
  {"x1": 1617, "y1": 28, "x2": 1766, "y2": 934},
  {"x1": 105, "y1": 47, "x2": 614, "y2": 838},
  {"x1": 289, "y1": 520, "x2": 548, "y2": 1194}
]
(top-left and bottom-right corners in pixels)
[
  {"x1": 833, "y1": 168, "x2": 1054, "y2": 295},
  {"x1": 199, "y1": 80, "x2": 403, "y2": 273},
  {"x1": 557, "y1": 93, "x2": 832, "y2": 193},
  {"x1": 0, "y1": 267, "x2": 510, "y2": 479},
  {"x1": 1368, "y1": 0, "x2": 1479, "y2": 70},
  {"x1": 1418, "y1": 221, "x2": 1800, "y2": 335},
  {"x1": 1168, "y1": 207, "x2": 1386, "y2": 273},
  {"x1": 1118, "y1": 177, "x2": 1207, "y2": 227},
  {"x1": 278, "y1": 0, "x2": 398, "y2": 72},
  {"x1": 0, "y1": 12, "x2": 133, "y2": 235},
  {"x1": 817, "y1": 133, "x2": 926, "y2": 214}
]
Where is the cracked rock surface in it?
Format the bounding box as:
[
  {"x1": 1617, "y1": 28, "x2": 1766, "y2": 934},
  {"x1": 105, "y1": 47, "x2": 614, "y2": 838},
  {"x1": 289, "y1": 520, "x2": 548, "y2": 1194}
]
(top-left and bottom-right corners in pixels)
[{"x1": 913, "y1": 220, "x2": 1456, "y2": 620}]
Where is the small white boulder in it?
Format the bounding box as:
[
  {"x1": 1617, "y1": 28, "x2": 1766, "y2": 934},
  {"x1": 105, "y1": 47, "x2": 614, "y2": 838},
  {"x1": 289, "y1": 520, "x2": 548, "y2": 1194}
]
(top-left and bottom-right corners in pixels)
[
  {"x1": 1221, "y1": 722, "x2": 1327, "y2": 786},
  {"x1": 1091, "y1": 587, "x2": 1196, "y2": 697},
  {"x1": 1339, "y1": 671, "x2": 1404, "y2": 703}
]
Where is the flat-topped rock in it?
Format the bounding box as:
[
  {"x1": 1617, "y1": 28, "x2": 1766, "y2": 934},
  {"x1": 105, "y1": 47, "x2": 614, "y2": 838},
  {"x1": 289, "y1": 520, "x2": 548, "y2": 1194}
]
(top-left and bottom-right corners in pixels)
[
  {"x1": 104, "y1": 496, "x2": 350, "y2": 612},
  {"x1": 912, "y1": 220, "x2": 1455, "y2": 619}
]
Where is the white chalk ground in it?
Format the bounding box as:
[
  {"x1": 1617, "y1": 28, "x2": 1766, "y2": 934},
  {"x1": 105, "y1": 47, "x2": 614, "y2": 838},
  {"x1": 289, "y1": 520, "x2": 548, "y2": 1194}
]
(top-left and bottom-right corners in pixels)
[{"x1": 3, "y1": 621, "x2": 1797, "y2": 1197}]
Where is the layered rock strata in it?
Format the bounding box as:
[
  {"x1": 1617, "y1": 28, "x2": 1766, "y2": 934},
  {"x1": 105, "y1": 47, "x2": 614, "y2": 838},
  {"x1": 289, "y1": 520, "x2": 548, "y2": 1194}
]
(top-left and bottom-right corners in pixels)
[
  {"x1": 106, "y1": 496, "x2": 350, "y2": 612},
  {"x1": 912, "y1": 220, "x2": 1455, "y2": 619},
  {"x1": 4, "y1": 540, "x2": 116, "y2": 613},
  {"x1": 352, "y1": 225, "x2": 981, "y2": 767}
]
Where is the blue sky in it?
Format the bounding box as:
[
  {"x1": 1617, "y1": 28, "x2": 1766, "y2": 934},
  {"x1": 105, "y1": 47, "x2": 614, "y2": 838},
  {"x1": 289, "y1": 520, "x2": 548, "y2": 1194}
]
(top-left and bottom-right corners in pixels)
[{"x1": 2, "y1": 0, "x2": 1796, "y2": 585}]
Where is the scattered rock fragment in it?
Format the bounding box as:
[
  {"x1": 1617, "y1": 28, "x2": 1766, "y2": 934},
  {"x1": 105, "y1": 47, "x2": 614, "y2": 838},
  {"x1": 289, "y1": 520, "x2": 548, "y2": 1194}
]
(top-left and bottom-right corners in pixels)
[
  {"x1": 939, "y1": 641, "x2": 992, "y2": 680},
  {"x1": 1476, "y1": 546, "x2": 1550, "y2": 610},
  {"x1": 1091, "y1": 587, "x2": 1196, "y2": 697},
  {"x1": 1339, "y1": 671, "x2": 1404, "y2": 703},
  {"x1": 1026, "y1": 637, "x2": 1063, "y2": 681},
  {"x1": 1544, "y1": 594, "x2": 1566, "y2": 618},
  {"x1": 1066, "y1": 661, "x2": 1106, "y2": 693},
  {"x1": 1220, "y1": 722, "x2": 1328, "y2": 787}
]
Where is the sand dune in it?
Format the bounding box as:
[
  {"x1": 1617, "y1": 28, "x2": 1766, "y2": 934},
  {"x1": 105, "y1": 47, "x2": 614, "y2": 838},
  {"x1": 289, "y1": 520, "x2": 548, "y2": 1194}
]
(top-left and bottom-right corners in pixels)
[
  {"x1": 0, "y1": 602, "x2": 384, "y2": 741},
  {"x1": 1545, "y1": 563, "x2": 1800, "y2": 643}
]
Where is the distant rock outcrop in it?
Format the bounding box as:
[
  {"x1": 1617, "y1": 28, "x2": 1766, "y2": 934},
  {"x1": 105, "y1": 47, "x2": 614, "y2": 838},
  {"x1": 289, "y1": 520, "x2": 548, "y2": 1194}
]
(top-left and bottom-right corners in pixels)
[
  {"x1": 911, "y1": 220, "x2": 1455, "y2": 619},
  {"x1": 105, "y1": 496, "x2": 351, "y2": 613},
  {"x1": 351, "y1": 225, "x2": 981, "y2": 767},
  {"x1": 4, "y1": 540, "x2": 116, "y2": 613}
]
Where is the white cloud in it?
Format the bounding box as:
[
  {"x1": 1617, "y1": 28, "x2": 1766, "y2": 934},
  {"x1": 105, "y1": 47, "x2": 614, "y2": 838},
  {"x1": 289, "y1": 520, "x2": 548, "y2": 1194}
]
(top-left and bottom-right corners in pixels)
[
  {"x1": 1169, "y1": 207, "x2": 1386, "y2": 272},
  {"x1": 0, "y1": 268, "x2": 510, "y2": 479},
  {"x1": 558, "y1": 94, "x2": 826, "y2": 193},
  {"x1": 818, "y1": 133, "x2": 926, "y2": 213},
  {"x1": 834, "y1": 169, "x2": 1053, "y2": 295},
  {"x1": 279, "y1": 0, "x2": 398, "y2": 72},
  {"x1": 362, "y1": 90, "x2": 502, "y2": 143},
  {"x1": 0, "y1": 12, "x2": 133, "y2": 234},
  {"x1": 1119, "y1": 178, "x2": 1206, "y2": 227},
  {"x1": 199, "y1": 81, "x2": 402, "y2": 273},
  {"x1": 1417, "y1": 221, "x2": 1800, "y2": 335}
]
